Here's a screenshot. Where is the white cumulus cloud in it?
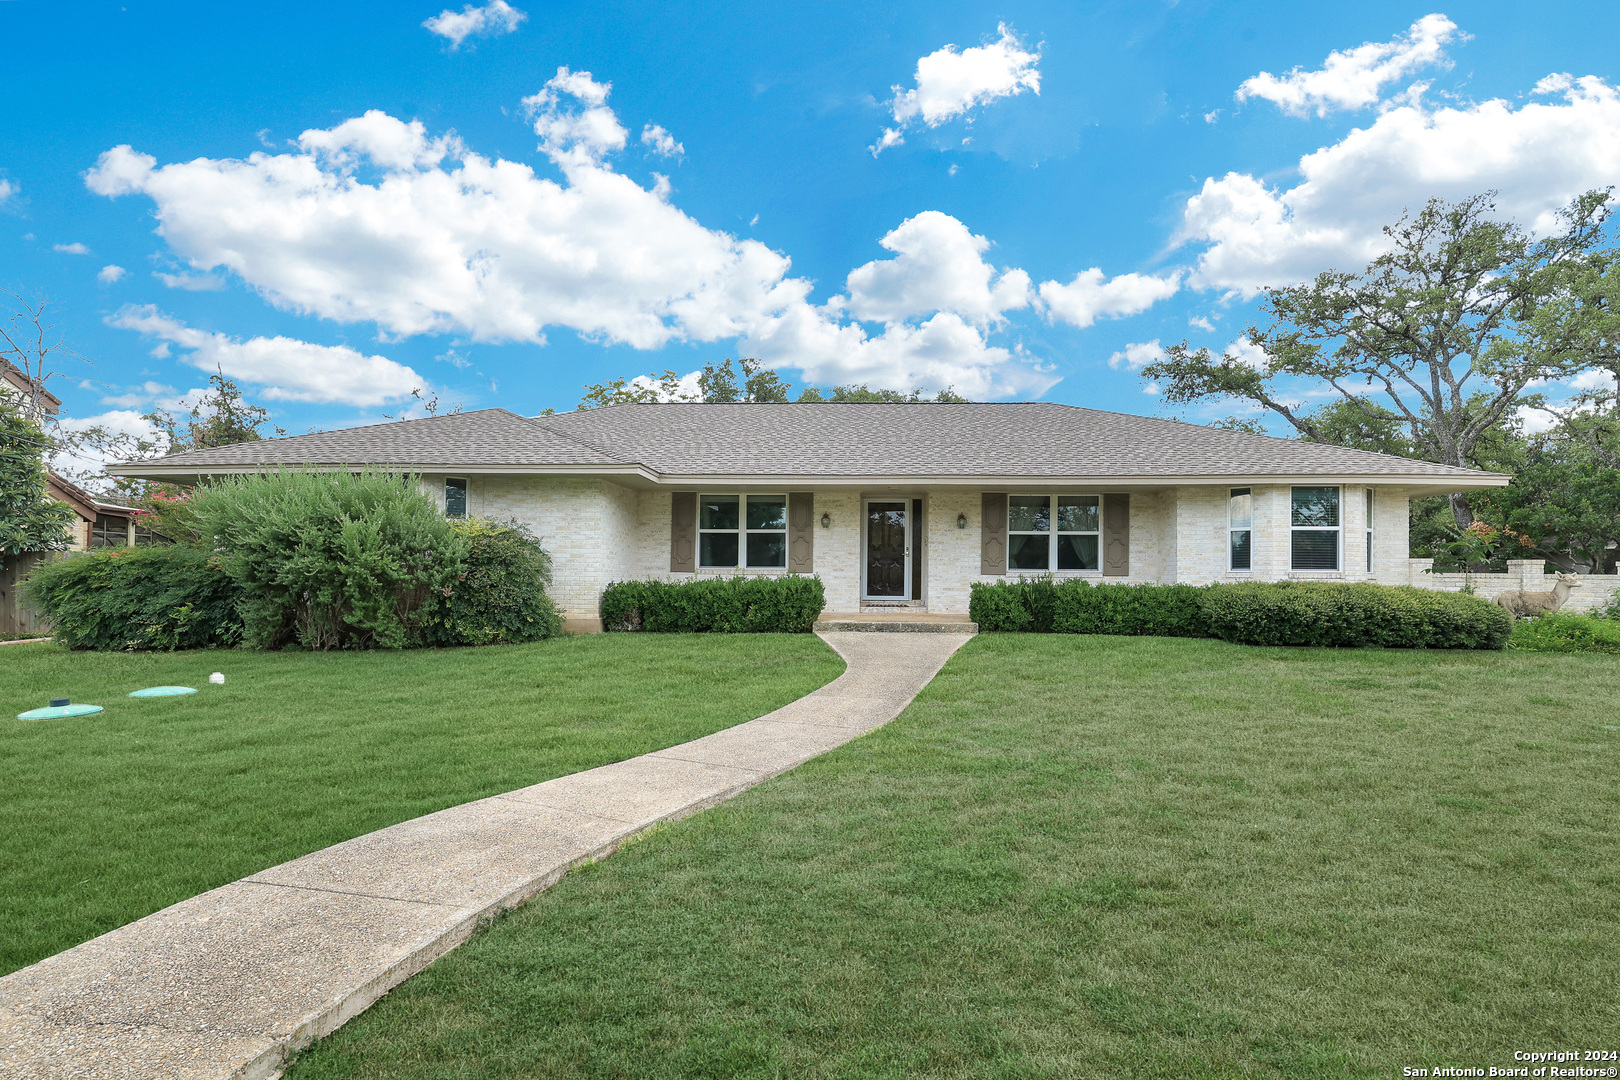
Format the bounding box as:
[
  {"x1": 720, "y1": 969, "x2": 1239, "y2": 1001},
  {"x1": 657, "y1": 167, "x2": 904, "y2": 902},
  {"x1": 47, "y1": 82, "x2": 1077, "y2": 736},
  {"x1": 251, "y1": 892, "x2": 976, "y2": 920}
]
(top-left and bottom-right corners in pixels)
[
  {"x1": 422, "y1": 0, "x2": 526, "y2": 48},
  {"x1": 54, "y1": 242, "x2": 90, "y2": 254},
  {"x1": 108, "y1": 305, "x2": 425, "y2": 407},
  {"x1": 837, "y1": 211, "x2": 1031, "y2": 327},
  {"x1": 155, "y1": 269, "x2": 225, "y2": 291},
  {"x1": 0, "y1": 178, "x2": 16, "y2": 205},
  {"x1": 97, "y1": 264, "x2": 127, "y2": 283},
  {"x1": 640, "y1": 124, "x2": 683, "y2": 158},
  {"x1": 86, "y1": 79, "x2": 1054, "y2": 399},
  {"x1": 1182, "y1": 73, "x2": 1620, "y2": 295},
  {"x1": 1107, "y1": 340, "x2": 1165, "y2": 371},
  {"x1": 874, "y1": 24, "x2": 1040, "y2": 154},
  {"x1": 1038, "y1": 268, "x2": 1181, "y2": 329},
  {"x1": 1236, "y1": 14, "x2": 1461, "y2": 117}
]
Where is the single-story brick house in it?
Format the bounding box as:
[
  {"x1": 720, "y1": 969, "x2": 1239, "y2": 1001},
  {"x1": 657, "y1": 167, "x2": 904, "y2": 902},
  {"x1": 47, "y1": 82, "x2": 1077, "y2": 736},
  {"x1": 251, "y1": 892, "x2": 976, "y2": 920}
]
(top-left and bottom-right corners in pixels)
[{"x1": 111, "y1": 402, "x2": 1509, "y2": 632}]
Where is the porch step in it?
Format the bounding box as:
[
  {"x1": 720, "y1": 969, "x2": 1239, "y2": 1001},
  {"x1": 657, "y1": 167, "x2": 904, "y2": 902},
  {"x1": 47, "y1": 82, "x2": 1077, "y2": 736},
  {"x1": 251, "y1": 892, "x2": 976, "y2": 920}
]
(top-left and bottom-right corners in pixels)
[{"x1": 815, "y1": 612, "x2": 978, "y2": 634}]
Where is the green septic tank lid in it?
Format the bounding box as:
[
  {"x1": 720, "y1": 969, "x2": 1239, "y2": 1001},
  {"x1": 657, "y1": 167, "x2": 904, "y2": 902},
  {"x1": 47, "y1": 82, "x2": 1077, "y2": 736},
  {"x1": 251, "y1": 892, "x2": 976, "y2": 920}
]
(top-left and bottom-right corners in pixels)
[
  {"x1": 128, "y1": 686, "x2": 199, "y2": 698},
  {"x1": 17, "y1": 703, "x2": 103, "y2": 720}
]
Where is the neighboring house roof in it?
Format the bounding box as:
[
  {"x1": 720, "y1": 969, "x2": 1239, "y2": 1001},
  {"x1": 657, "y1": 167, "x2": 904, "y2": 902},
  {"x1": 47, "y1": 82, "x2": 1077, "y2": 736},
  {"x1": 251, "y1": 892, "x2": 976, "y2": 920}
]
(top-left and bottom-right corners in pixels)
[
  {"x1": 109, "y1": 402, "x2": 1510, "y2": 488},
  {"x1": 0, "y1": 358, "x2": 62, "y2": 415}
]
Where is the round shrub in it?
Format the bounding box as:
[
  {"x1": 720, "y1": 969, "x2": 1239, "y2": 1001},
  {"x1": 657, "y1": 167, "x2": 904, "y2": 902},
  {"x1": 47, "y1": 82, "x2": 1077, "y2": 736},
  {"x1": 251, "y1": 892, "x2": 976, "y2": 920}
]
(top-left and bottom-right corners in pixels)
[
  {"x1": 22, "y1": 545, "x2": 244, "y2": 651},
  {"x1": 427, "y1": 518, "x2": 562, "y2": 645}
]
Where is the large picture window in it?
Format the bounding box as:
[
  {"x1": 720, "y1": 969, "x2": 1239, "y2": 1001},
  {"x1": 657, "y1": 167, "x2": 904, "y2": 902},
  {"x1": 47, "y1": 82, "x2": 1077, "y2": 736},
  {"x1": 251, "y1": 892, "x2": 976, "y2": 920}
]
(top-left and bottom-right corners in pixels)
[
  {"x1": 699, "y1": 494, "x2": 787, "y2": 569},
  {"x1": 1291, "y1": 486, "x2": 1340, "y2": 571},
  {"x1": 1007, "y1": 494, "x2": 1100, "y2": 572},
  {"x1": 1229, "y1": 488, "x2": 1252, "y2": 571}
]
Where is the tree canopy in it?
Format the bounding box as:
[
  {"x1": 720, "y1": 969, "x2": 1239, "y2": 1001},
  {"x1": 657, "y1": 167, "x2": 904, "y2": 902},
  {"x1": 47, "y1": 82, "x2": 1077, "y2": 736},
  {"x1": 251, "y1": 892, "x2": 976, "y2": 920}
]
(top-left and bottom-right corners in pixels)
[
  {"x1": 580, "y1": 357, "x2": 966, "y2": 407},
  {"x1": 1145, "y1": 191, "x2": 1619, "y2": 526},
  {"x1": 0, "y1": 395, "x2": 76, "y2": 556}
]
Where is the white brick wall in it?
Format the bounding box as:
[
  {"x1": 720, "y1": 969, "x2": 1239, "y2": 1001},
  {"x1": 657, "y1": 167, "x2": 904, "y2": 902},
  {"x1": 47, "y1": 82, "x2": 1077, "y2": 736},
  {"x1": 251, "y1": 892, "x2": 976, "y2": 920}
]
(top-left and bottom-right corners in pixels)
[{"x1": 421, "y1": 477, "x2": 1585, "y2": 625}]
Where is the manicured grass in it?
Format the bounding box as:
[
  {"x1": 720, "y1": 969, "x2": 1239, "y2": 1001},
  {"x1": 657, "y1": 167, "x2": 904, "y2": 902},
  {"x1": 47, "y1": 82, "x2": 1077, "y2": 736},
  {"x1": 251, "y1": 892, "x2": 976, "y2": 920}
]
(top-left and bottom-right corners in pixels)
[
  {"x1": 0, "y1": 636, "x2": 843, "y2": 976},
  {"x1": 290, "y1": 636, "x2": 1619, "y2": 1080}
]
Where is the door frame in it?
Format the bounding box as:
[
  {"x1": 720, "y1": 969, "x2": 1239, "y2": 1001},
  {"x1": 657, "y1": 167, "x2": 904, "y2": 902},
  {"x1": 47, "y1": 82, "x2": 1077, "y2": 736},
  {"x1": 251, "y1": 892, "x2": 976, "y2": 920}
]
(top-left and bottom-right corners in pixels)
[{"x1": 860, "y1": 497, "x2": 912, "y2": 601}]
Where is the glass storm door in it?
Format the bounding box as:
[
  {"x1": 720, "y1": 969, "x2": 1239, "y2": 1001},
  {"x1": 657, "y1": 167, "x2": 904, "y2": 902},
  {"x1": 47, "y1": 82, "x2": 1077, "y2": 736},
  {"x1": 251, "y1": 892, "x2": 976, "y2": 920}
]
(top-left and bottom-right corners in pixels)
[{"x1": 864, "y1": 501, "x2": 909, "y2": 599}]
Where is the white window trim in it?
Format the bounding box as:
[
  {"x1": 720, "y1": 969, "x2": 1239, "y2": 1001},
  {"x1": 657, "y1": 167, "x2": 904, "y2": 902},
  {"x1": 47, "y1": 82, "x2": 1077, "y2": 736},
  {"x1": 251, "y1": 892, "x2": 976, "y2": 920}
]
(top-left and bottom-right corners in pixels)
[
  {"x1": 1290, "y1": 485, "x2": 1342, "y2": 572},
  {"x1": 444, "y1": 477, "x2": 468, "y2": 519},
  {"x1": 698, "y1": 493, "x2": 789, "y2": 570},
  {"x1": 1365, "y1": 488, "x2": 1375, "y2": 575},
  {"x1": 1228, "y1": 487, "x2": 1253, "y2": 573},
  {"x1": 1006, "y1": 493, "x2": 1103, "y2": 574}
]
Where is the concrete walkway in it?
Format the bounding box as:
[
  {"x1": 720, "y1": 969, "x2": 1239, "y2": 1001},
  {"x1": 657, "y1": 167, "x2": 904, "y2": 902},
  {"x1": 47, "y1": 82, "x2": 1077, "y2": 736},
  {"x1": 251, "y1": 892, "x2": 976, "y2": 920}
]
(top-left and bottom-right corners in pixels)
[{"x1": 0, "y1": 631, "x2": 972, "y2": 1080}]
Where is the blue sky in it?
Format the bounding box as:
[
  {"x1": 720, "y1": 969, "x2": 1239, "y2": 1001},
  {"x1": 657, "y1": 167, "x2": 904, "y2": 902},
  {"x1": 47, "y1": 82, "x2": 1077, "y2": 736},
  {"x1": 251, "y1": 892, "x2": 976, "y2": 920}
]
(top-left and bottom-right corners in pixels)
[{"x1": 4, "y1": 0, "x2": 1619, "y2": 455}]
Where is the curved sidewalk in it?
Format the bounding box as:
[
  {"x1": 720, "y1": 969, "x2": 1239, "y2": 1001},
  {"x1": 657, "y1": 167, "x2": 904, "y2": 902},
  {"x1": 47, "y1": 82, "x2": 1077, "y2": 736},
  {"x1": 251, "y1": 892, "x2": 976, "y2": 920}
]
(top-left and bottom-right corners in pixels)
[{"x1": 0, "y1": 631, "x2": 973, "y2": 1080}]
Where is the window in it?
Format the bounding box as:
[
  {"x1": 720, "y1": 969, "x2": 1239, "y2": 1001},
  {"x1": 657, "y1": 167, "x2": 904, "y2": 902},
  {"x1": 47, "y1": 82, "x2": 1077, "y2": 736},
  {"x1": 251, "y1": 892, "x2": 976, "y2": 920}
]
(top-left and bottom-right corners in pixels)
[
  {"x1": 91, "y1": 514, "x2": 128, "y2": 548},
  {"x1": 1229, "y1": 488, "x2": 1252, "y2": 571},
  {"x1": 1008, "y1": 494, "x2": 1100, "y2": 572},
  {"x1": 444, "y1": 478, "x2": 468, "y2": 518},
  {"x1": 1291, "y1": 486, "x2": 1340, "y2": 570},
  {"x1": 699, "y1": 494, "x2": 787, "y2": 569},
  {"x1": 1365, "y1": 488, "x2": 1375, "y2": 573}
]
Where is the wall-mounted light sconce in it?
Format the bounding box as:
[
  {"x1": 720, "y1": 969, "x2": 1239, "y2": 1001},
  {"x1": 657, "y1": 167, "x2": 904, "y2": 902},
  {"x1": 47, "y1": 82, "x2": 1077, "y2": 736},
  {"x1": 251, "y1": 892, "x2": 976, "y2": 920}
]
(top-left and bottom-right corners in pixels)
[
  {"x1": 956, "y1": 512, "x2": 968, "y2": 530},
  {"x1": 820, "y1": 512, "x2": 831, "y2": 529}
]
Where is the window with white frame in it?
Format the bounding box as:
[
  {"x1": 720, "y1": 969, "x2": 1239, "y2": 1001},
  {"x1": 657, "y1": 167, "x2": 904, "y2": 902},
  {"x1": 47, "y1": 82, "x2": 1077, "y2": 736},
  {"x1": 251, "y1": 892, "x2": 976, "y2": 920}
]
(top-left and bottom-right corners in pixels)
[
  {"x1": 1365, "y1": 488, "x2": 1375, "y2": 573},
  {"x1": 699, "y1": 494, "x2": 787, "y2": 569},
  {"x1": 1007, "y1": 494, "x2": 1100, "y2": 571},
  {"x1": 1229, "y1": 488, "x2": 1252, "y2": 571},
  {"x1": 444, "y1": 477, "x2": 467, "y2": 518},
  {"x1": 1290, "y1": 486, "x2": 1340, "y2": 570}
]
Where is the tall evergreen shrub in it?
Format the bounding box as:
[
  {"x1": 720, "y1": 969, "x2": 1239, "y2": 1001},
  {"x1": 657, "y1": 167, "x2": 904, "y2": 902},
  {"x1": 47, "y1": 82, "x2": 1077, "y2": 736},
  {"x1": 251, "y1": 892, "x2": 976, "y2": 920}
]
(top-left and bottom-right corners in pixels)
[{"x1": 190, "y1": 470, "x2": 465, "y2": 650}]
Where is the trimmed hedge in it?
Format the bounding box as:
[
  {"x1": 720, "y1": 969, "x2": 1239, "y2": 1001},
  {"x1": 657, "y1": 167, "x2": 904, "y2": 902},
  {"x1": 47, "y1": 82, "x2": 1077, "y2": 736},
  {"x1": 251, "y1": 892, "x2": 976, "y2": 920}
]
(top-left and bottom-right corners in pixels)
[
  {"x1": 427, "y1": 518, "x2": 563, "y2": 646},
  {"x1": 601, "y1": 575, "x2": 825, "y2": 633},
  {"x1": 22, "y1": 546, "x2": 244, "y2": 651},
  {"x1": 1201, "y1": 582, "x2": 1511, "y2": 650},
  {"x1": 1507, "y1": 613, "x2": 1620, "y2": 654},
  {"x1": 969, "y1": 577, "x2": 1511, "y2": 650},
  {"x1": 970, "y1": 578, "x2": 1208, "y2": 637}
]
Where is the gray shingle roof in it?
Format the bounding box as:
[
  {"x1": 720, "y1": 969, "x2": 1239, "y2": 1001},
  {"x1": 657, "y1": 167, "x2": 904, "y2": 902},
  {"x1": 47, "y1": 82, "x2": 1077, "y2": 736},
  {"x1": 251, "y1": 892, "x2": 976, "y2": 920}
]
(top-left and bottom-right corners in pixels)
[
  {"x1": 114, "y1": 402, "x2": 1504, "y2": 484},
  {"x1": 121, "y1": 409, "x2": 623, "y2": 469}
]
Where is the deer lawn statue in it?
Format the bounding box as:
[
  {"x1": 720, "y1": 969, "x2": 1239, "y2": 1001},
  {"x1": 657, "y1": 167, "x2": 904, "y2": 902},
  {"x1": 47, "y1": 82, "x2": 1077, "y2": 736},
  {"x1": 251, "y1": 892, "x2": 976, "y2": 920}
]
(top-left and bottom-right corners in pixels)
[{"x1": 1494, "y1": 572, "x2": 1581, "y2": 618}]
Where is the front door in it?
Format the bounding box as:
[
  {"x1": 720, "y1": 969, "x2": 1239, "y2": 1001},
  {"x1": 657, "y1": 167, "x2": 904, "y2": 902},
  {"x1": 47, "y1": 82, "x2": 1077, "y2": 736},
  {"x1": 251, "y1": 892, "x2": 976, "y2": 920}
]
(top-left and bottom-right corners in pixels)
[{"x1": 864, "y1": 500, "x2": 909, "y2": 599}]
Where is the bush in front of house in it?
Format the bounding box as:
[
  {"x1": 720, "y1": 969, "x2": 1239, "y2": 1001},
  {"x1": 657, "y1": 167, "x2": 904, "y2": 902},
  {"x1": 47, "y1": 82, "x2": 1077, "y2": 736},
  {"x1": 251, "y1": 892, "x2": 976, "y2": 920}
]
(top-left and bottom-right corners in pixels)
[
  {"x1": 426, "y1": 518, "x2": 563, "y2": 645},
  {"x1": 22, "y1": 545, "x2": 244, "y2": 650},
  {"x1": 191, "y1": 469, "x2": 467, "y2": 650},
  {"x1": 969, "y1": 578, "x2": 1209, "y2": 637},
  {"x1": 601, "y1": 575, "x2": 825, "y2": 633},
  {"x1": 970, "y1": 578, "x2": 1510, "y2": 649},
  {"x1": 1200, "y1": 581, "x2": 1513, "y2": 650},
  {"x1": 1507, "y1": 612, "x2": 1620, "y2": 654}
]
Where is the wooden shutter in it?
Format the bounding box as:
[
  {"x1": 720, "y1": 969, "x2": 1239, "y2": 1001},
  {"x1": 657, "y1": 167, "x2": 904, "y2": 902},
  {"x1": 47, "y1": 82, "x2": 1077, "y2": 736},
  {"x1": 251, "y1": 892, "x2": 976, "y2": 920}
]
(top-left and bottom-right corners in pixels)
[
  {"x1": 980, "y1": 493, "x2": 1007, "y2": 576},
  {"x1": 670, "y1": 492, "x2": 696, "y2": 572},
  {"x1": 788, "y1": 492, "x2": 814, "y2": 573},
  {"x1": 1103, "y1": 493, "x2": 1130, "y2": 577}
]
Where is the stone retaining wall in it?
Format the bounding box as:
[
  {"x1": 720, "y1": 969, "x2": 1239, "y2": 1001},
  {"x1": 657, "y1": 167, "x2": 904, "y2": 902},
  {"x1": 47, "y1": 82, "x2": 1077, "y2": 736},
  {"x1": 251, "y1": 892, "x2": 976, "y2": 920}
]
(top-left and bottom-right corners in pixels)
[{"x1": 1407, "y1": 559, "x2": 1617, "y2": 614}]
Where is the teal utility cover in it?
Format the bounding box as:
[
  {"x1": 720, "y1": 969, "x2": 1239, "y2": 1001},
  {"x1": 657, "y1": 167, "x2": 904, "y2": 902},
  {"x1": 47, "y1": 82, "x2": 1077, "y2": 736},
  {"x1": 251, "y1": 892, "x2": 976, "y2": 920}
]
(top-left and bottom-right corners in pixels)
[
  {"x1": 17, "y1": 704, "x2": 104, "y2": 720},
  {"x1": 128, "y1": 686, "x2": 199, "y2": 698}
]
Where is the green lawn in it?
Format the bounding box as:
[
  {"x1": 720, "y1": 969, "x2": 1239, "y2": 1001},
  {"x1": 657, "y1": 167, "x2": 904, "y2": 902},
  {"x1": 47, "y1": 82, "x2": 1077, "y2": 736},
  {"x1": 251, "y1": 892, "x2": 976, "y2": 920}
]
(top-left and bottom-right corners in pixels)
[
  {"x1": 0, "y1": 635, "x2": 844, "y2": 976},
  {"x1": 288, "y1": 635, "x2": 1619, "y2": 1080}
]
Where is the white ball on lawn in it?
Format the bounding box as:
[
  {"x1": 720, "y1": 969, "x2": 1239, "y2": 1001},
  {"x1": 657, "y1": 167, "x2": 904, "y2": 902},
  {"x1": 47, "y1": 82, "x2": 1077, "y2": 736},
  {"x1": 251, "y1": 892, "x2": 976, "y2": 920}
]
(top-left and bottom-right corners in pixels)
[{"x1": 209, "y1": 672, "x2": 225, "y2": 684}]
